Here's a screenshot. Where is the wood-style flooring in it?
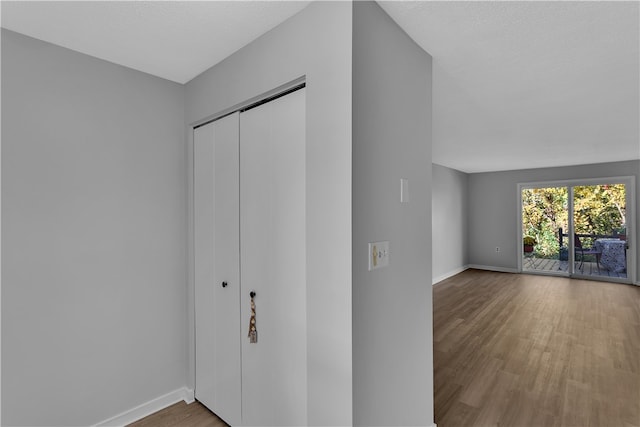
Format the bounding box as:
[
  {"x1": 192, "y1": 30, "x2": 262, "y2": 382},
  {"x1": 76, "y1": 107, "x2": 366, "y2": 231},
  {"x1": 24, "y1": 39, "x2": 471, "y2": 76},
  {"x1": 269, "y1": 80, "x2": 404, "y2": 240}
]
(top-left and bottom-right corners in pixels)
[
  {"x1": 131, "y1": 269, "x2": 640, "y2": 426},
  {"x1": 434, "y1": 269, "x2": 640, "y2": 427},
  {"x1": 126, "y1": 401, "x2": 228, "y2": 427}
]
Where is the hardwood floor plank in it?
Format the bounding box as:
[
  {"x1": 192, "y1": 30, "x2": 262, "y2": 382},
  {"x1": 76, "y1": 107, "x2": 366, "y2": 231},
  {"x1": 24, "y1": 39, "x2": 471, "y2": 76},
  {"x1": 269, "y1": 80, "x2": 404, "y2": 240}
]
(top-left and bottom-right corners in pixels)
[
  {"x1": 474, "y1": 369, "x2": 520, "y2": 426},
  {"x1": 438, "y1": 400, "x2": 480, "y2": 427},
  {"x1": 126, "y1": 402, "x2": 228, "y2": 427},
  {"x1": 458, "y1": 356, "x2": 505, "y2": 408},
  {"x1": 501, "y1": 390, "x2": 559, "y2": 427},
  {"x1": 434, "y1": 269, "x2": 640, "y2": 427}
]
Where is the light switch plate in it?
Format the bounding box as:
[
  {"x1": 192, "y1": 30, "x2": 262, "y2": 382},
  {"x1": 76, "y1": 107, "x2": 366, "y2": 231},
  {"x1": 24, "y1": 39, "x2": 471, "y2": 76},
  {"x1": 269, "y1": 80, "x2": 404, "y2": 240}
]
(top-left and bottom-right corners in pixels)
[
  {"x1": 401, "y1": 179, "x2": 409, "y2": 203},
  {"x1": 368, "y1": 241, "x2": 390, "y2": 271}
]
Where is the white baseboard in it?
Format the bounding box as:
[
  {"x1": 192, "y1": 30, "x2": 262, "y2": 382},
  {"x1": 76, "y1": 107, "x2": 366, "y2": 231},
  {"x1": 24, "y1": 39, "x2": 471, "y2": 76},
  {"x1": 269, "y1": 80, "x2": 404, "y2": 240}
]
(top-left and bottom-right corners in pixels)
[
  {"x1": 183, "y1": 387, "x2": 195, "y2": 404},
  {"x1": 94, "y1": 387, "x2": 195, "y2": 427},
  {"x1": 467, "y1": 264, "x2": 519, "y2": 274},
  {"x1": 432, "y1": 265, "x2": 469, "y2": 285}
]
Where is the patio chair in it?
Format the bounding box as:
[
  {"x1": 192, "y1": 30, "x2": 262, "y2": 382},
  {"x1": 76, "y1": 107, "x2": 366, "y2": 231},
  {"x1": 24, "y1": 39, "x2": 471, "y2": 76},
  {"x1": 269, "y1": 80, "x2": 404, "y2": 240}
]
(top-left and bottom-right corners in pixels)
[{"x1": 574, "y1": 234, "x2": 601, "y2": 273}]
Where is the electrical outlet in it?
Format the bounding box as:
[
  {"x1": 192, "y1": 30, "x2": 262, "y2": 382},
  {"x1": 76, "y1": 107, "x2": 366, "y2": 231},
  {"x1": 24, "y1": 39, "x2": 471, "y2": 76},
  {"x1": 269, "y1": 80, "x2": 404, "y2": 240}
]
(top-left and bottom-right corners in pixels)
[{"x1": 495, "y1": 247, "x2": 500, "y2": 252}]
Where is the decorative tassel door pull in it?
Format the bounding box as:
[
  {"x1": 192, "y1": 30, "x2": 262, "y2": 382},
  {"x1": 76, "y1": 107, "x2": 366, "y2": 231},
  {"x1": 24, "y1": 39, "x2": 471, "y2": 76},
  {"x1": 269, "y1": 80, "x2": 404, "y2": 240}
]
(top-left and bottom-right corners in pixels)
[{"x1": 248, "y1": 291, "x2": 257, "y2": 343}]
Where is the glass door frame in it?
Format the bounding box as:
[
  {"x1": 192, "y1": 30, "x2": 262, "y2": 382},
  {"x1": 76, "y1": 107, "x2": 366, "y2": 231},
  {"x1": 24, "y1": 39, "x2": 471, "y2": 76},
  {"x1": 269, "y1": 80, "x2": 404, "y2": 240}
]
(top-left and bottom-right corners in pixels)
[{"x1": 517, "y1": 176, "x2": 635, "y2": 284}]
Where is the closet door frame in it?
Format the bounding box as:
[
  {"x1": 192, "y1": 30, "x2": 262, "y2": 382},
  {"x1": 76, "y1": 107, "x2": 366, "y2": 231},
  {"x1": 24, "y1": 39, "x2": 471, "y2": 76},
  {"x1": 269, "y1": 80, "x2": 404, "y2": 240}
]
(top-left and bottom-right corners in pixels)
[{"x1": 189, "y1": 78, "x2": 307, "y2": 426}]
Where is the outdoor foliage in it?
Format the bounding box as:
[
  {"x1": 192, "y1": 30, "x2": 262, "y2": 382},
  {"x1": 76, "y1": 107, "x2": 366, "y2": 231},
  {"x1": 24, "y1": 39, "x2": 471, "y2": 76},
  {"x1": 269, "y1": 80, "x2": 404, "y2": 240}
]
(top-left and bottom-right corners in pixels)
[{"x1": 522, "y1": 184, "x2": 626, "y2": 257}]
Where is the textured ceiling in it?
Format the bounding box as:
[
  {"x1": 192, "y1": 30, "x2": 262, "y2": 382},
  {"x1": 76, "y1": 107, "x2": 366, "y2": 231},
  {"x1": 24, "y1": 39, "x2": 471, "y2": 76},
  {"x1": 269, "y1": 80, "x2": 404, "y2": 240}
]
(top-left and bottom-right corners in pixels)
[{"x1": 2, "y1": 1, "x2": 639, "y2": 173}]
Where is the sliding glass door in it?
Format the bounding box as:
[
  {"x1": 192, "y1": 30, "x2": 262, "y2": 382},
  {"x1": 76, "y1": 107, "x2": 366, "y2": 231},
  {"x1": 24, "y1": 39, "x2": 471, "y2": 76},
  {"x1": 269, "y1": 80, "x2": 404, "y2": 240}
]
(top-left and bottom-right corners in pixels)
[
  {"x1": 521, "y1": 186, "x2": 569, "y2": 274},
  {"x1": 573, "y1": 184, "x2": 627, "y2": 279},
  {"x1": 519, "y1": 178, "x2": 633, "y2": 283}
]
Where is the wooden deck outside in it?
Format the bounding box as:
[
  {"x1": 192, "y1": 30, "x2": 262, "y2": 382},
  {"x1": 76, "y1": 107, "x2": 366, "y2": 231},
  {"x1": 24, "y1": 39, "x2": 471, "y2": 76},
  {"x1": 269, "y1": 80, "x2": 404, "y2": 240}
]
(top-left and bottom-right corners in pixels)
[{"x1": 523, "y1": 256, "x2": 627, "y2": 279}]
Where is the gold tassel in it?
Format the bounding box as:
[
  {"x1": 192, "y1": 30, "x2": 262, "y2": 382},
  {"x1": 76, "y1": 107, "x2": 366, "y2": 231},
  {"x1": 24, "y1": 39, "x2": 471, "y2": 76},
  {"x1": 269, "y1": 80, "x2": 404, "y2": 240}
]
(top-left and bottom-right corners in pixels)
[{"x1": 248, "y1": 293, "x2": 257, "y2": 343}]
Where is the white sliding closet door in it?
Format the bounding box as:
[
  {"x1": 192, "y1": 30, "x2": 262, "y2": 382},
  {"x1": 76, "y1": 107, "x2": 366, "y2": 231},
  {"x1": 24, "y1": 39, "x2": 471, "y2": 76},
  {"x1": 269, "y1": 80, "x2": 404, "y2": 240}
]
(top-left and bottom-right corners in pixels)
[
  {"x1": 194, "y1": 112, "x2": 242, "y2": 426},
  {"x1": 240, "y1": 88, "x2": 307, "y2": 426}
]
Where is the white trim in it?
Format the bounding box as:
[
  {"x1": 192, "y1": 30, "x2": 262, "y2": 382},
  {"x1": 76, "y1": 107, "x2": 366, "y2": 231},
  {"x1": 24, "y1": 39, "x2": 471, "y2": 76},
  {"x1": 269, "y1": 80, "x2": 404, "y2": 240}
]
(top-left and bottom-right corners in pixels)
[
  {"x1": 468, "y1": 264, "x2": 519, "y2": 274},
  {"x1": 516, "y1": 184, "x2": 523, "y2": 273},
  {"x1": 568, "y1": 186, "x2": 576, "y2": 273},
  {"x1": 189, "y1": 76, "x2": 306, "y2": 128},
  {"x1": 432, "y1": 265, "x2": 469, "y2": 285},
  {"x1": 93, "y1": 387, "x2": 195, "y2": 427},
  {"x1": 183, "y1": 388, "x2": 195, "y2": 404},
  {"x1": 518, "y1": 175, "x2": 635, "y2": 189}
]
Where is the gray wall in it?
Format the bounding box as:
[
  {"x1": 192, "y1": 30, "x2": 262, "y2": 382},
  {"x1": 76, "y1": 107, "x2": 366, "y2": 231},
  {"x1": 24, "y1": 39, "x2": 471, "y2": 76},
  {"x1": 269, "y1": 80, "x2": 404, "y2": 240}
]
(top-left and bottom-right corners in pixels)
[
  {"x1": 468, "y1": 160, "x2": 639, "y2": 282},
  {"x1": 352, "y1": 2, "x2": 434, "y2": 426},
  {"x1": 184, "y1": 3, "x2": 353, "y2": 425},
  {"x1": 432, "y1": 164, "x2": 469, "y2": 283},
  {"x1": 1, "y1": 30, "x2": 187, "y2": 426}
]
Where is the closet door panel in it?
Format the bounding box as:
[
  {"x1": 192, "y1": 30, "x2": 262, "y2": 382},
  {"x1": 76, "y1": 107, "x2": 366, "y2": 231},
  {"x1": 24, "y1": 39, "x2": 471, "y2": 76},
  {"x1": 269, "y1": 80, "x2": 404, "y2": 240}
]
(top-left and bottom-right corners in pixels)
[
  {"x1": 240, "y1": 89, "x2": 307, "y2": 426},
  {"x1": 194, "y1": 113, "x2": 241, "y2": 426}
]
